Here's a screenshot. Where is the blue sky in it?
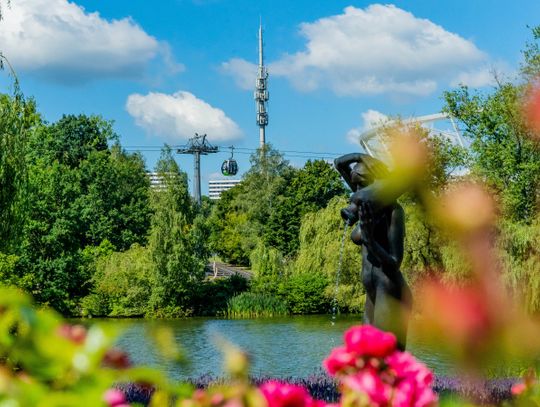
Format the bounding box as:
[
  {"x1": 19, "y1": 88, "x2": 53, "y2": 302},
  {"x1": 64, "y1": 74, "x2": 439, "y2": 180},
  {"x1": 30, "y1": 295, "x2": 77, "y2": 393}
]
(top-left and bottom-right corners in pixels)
[{"x1": 1, "y1": 0, "x2": 539, "y2": 195}]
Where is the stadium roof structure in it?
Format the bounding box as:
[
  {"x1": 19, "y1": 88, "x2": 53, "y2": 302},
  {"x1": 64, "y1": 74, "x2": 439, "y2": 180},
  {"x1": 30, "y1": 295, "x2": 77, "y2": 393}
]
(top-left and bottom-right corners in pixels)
[{"x1": 358, "y1": 112, "x2": 466, "y2": 166}]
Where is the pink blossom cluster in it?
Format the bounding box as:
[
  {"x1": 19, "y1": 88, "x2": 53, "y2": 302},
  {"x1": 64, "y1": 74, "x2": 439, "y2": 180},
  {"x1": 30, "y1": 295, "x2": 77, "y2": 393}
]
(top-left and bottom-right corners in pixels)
[
  {"x1": 259, "y1": 381, "x2": 326, "y2": 407},
  {"x1": 103, "y1": 389, "x2": 130, "y2": 407},
  {"x1": 323, "y1": 325, "x2": 437, "y2": 407}
]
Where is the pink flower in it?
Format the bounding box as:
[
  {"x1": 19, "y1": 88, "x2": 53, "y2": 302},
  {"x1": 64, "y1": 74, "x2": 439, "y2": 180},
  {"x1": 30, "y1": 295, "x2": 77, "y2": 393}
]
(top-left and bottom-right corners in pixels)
[
  {"x1": 344, "y1": 325, "x2": 397, "y2": 358},
  {"x1": 392, "y1": 379, "x2": 414, "y2": 407},
  {"x1": 103, "y1": 389, "x2": 128, "y2": 407},
  {"x1": 385, "y1": 352, "x2": 437, "y2": 407},
  {"x1": 386, "y1": 352, "x2": 433, "y2": 387},
  {"x1": 323, "y1": 325, "x2": 436, "y2": 407},
  {"x1": 342, "y1": 369, "x2": 392, "y2": 407},
  {"x1": 322, "y1": 346, "x2": 356, "y2": 376},
  {"x1": 413, "y1": 387, "x2": 438, "y2": 407},
  {"x1": 260, "y1": 381, "x2": 322, "y2": 407},
  {"x1": 57, "y1": 324, "x2": 87, "y2": 344},
  {"x1": 511, "y1": 382, "x2": 527, "y2": 396}
]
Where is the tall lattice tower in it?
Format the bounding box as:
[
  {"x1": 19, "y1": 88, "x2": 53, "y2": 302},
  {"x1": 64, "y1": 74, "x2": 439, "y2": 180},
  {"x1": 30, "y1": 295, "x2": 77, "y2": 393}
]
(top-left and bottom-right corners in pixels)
[{"x1": 255, "y1": 24, "x2": 269, "y2": 148}]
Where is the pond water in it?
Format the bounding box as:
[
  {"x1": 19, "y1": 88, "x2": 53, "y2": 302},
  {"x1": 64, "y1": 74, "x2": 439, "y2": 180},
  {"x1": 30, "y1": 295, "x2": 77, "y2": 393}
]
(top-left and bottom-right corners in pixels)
[{"x1": 100, "y1": 315, "x2": 462, "y2": 380}]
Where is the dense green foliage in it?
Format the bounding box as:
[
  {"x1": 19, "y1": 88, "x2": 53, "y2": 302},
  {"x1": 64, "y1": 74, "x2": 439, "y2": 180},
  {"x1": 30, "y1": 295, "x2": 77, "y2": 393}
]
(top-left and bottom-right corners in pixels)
[
  {"x1": 499, "y1": 217, "x2": 540, "y2": 313},
  {"x1": 443, "y1": 28, "x2": 540, "y2": 224},
  {"x1": 81, "y1": 242, "x2": 153, "y2": 317},
  {"x1": 191, "y1": 274, "x2": 249, "y2": 316},
  {"x1": 0, "y1": 92, "x2": 210, "y2": 316},
  {"x1": 80, "y1": 148, "x2": 210, "y2": 317},
  {"x1": 12, "y1": 115, "x2": 151, "y2": 313},
  {"x1": 264, "y1": 159, "x2": 347, "y2": 256},
  {"x1": 444, "y1": 84, "x2": 540, "y2": 222},
  {"x1": 284, "y1": 272, "x2": 331, "y2": 314}
]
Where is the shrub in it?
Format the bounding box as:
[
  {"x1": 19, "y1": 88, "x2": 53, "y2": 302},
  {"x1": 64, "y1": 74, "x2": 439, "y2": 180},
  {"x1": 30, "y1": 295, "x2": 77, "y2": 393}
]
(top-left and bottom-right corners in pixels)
[{"x1": 283, "y1": 273, "x2": 331, "y2": 314}]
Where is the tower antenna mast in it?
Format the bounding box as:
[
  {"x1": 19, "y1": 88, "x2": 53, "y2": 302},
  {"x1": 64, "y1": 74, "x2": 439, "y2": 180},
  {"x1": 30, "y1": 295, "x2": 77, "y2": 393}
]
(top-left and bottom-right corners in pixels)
[
  {"x1": 177, "y1": 133, "x2": 218, "y2": 205},
  {"x1": 255, "y1": 23, "x2": 269, "y2": 148}
]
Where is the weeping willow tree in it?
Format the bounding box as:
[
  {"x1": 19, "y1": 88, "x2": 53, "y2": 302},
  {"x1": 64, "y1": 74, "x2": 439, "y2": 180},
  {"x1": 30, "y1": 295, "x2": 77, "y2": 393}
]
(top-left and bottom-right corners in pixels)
[
  {"x1": 249, "y1": 241, "x2": 285, "y2": 295},
  {"x1": 293, "y1": 196, "x2": 364, "y2": 312},
  {"x1": 499, "y1": 218, "x2": 540, "y2": 313},
  {"x1": 0, "y1": 57, "x2": 40, "y2": 253}
]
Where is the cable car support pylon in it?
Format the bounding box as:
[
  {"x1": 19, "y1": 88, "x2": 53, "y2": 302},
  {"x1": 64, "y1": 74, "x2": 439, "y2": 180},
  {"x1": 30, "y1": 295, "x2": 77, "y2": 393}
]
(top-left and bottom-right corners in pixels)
[{"x1": 177, "y1": 133, "x2": 218, "y2": 205}]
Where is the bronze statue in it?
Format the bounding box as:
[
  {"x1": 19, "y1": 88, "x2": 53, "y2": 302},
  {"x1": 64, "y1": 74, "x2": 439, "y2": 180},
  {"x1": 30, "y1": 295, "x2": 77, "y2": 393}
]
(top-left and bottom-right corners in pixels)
[{"x1": 335, "y1": 153, "x2": 412, "y2": 349}]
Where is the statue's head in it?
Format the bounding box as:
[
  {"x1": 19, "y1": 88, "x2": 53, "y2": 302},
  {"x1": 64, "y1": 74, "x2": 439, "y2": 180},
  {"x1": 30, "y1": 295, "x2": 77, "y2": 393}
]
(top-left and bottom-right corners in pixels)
[
  {"x1": 350, "y1": 155, "x2": 388, "y2": 189},
  {"x1": 341, "y1": 155, "x2": 389, "y2": 225}
]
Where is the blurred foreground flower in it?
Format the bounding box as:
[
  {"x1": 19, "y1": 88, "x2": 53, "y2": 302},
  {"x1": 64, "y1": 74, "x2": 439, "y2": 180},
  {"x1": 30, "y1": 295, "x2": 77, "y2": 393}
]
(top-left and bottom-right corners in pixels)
[
  {"x1": 523, "y1": 81, "x2": 540, "y2": 141},
  {"x1": 435, "y1": 183, "x2": 496, "y2": 238},
  {"x1": 260, "y1": 381, "x2": 325, "y2": 407},
  {"x1": 0, "y1": 287, "x2": 191, "y2": 406},
  {"x1": 104, "y1": 388, "x2": 130, "y2": 407},
  {"x1": 417, "y1": 181, "x2": 540, "y2": 382},
  {"x1": 324, "y1": 325, "x2": 437, "y2": 407}
]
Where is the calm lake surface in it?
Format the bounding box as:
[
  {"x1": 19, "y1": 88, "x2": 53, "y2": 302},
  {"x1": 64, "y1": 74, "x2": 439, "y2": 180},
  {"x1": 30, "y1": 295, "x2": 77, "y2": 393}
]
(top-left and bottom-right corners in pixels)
[{"x1": 101, "y1": 315, "x2": 462, "y2": 380}]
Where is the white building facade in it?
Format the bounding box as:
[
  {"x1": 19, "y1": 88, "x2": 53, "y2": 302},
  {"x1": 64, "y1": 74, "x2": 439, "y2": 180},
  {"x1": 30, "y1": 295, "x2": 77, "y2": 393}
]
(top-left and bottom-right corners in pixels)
[{"x1": 208, "y1": 179, "x2": 242, "y2": 200}]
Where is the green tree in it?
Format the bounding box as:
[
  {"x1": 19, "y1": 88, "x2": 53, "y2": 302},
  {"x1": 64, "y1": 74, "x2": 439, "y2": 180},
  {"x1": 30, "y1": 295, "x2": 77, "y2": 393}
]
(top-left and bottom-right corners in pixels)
[
  {"x1": 264, "y1": 159, "x2": 346, "y2": 256},
  {"x1": 16, "y1": 115, "x2": 150, "y2": 313},
  {"x1": 78, "y1": 145, "x2": 151, "y2": 250},
  {"x1": 284, "y1": 273, "x2": 330, "y2": 314},
  {"x1": 208, "y1": 145, "x2": 293, "y2": 265},
  {"x1": 209, "y1": 153, "x2": 346, "y2": 264},
  {"x1": 443, "y1": 83, "x2": 539, "y2": 222},
  {"x1": 443, "y1": 27, "x2": 540, "y2": 222},
  {"x1": 237, "y1": 144, "x2": 293, "y2": 234},
  {"x1": 249, "y1": 241, "x2": 285, "y2": 295},
  {"x1": 521, "y1": 25, "x2": 540, "y2": 81},
  {"x1": 148, "y1": 147, "x2": 204, "y2": 315},
  {"x1": 0, "y1": 93, "x2": 40, "y2": 252}
]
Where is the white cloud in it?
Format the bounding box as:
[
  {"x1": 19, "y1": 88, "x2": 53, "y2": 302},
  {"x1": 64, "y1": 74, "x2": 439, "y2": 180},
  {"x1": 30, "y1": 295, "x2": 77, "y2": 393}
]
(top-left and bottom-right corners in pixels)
[
  {"x1": 126, "y1": 91, "x2": 243, "y2": 143},
  {"x1": 347, "y1": 109, "x2": 389, "y2": 144},
  {"x1": 221, "y1": 58, "x2": 257, "y2": 90},
  {"x1": 0, "y1": 0, "x2": 179, "y2": 83},
  {"x1": 451, "y1": 67, "x2": 495, "y2": 88},
  {"x1": 225, "y1": 5, "x2": 488, "y2": 97}
]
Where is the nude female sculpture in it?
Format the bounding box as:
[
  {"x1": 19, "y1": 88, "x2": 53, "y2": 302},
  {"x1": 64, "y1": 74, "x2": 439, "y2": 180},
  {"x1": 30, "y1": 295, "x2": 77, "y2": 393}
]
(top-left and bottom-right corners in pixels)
[{"x1": 335, "y1": 153, "x2": 412, "y2": 349}]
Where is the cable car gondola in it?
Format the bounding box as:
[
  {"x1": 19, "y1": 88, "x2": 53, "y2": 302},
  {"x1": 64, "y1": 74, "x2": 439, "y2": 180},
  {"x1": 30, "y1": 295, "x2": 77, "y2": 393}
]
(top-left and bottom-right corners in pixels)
[{"x1": 221, "y1": 146, "x2": 238, "y2": 176}]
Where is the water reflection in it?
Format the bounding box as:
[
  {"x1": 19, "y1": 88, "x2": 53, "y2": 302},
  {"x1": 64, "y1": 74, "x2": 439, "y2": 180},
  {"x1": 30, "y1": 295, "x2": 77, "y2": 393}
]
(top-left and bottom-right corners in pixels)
[{"x1": 102, "y1": 315, "x2": 458, "y2": 380}]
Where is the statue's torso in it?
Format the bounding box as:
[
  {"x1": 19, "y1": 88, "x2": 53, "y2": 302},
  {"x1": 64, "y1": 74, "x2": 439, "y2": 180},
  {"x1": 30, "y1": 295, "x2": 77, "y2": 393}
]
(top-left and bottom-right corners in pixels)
[{"x1": 351, "y1": 204, "x2": 406, "y2": 298}]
